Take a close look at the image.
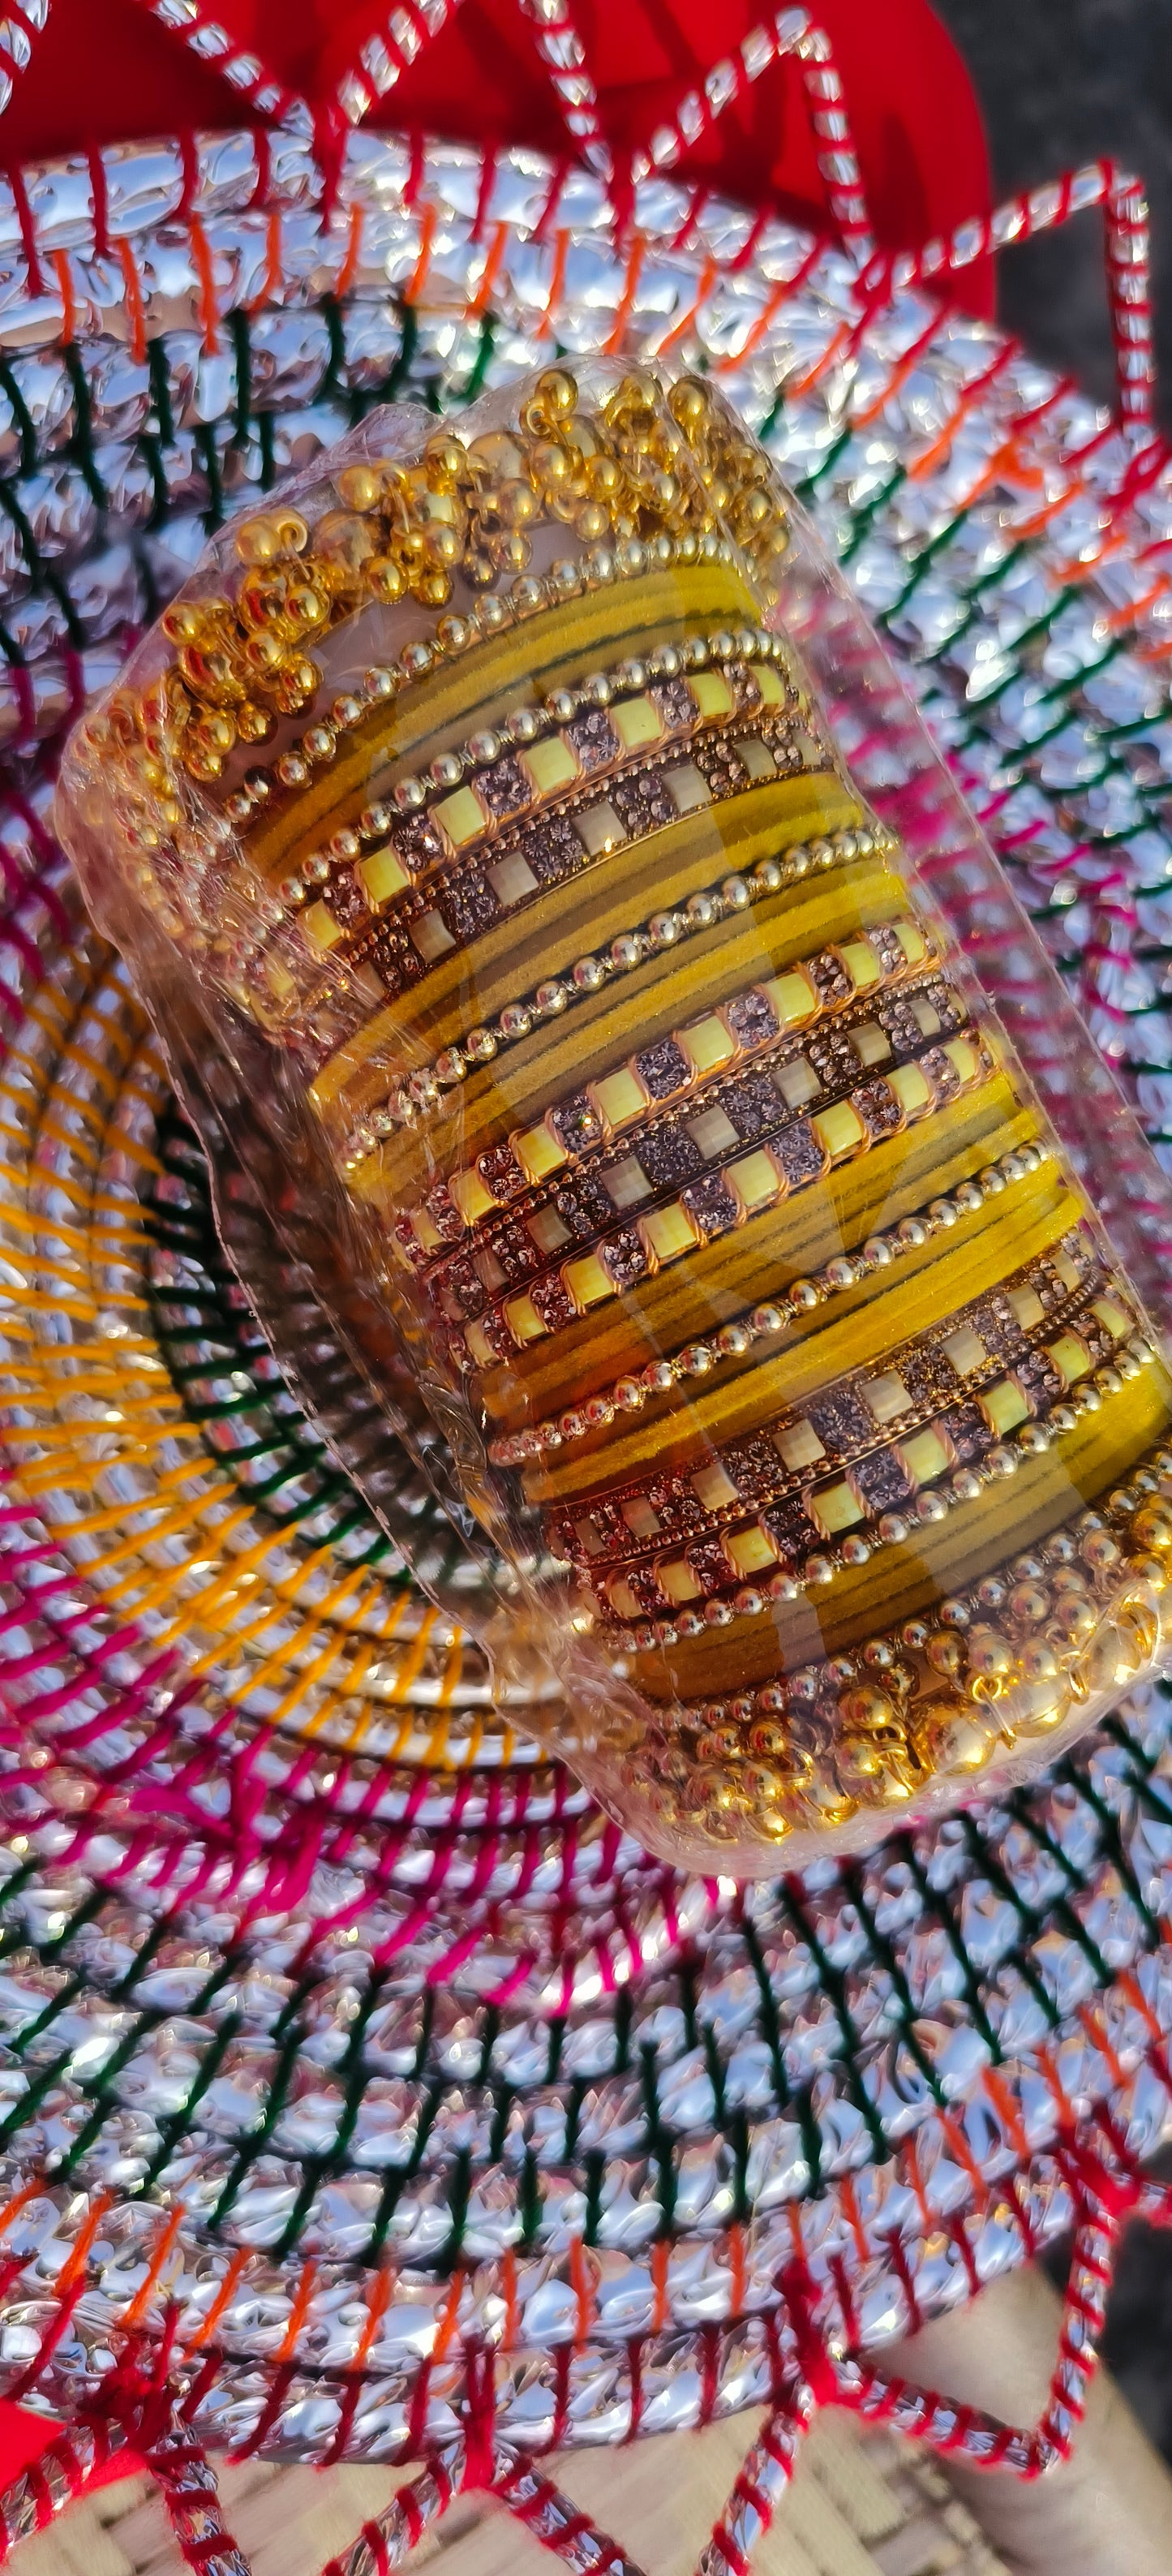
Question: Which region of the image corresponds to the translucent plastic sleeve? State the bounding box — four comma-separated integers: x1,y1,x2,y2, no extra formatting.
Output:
55,359,1172,1873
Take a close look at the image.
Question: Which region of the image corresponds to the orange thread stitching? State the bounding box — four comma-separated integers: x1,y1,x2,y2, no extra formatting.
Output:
470,219,509,317
838,2174,873,2270
1035,2045,1075,2125
0,2180,46,2243
902,342,1028,479
404,202,439,310
569,2237,595,2346
719,277,806,376
725,2220,748,2317
501,2250,521,2351
353,2264,396,2375
121,2207,185,2332
49,250,76,346
187,214,221,355
603,232,646,355
117,240,148,366
432,2272,464,2359
902,2135,937,2239
1105,578,1168,632
778,314,851,399
187,2247,251,2351
539,229,569,338
333,201,364,301
248,209,284,315
1118,1967,1164,2042
55,2194,111,2293
937,2106,989,2200
277,2262,318,2364
982,2067,1032,2164
1079,2002,1128,2092
653,256,718,358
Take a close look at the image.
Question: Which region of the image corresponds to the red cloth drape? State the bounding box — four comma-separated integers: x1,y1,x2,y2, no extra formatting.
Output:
1,0,992,298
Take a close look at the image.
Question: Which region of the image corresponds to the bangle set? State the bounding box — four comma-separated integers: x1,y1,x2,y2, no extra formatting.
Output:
62,363,1172,1869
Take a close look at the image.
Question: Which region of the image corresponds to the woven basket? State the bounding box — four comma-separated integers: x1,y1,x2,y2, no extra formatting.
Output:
0,14,1167,2576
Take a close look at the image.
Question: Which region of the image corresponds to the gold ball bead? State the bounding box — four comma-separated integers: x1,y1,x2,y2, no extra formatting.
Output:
183,737,226,785
499,480,539,527
424,525,461,568
496,530,530,572
368,556,407,603
1023,1695,1065,1733
840,1686,897,1734
196,708,235,754
467,430,527,478
236,699,275,746
1009,1580,1050,1627
839,1735,886,1781
273,655,319,715
837,1734,916,1805
285,583,329,632
423,432,467,485
535,366,577,418
316,509,377,571
343,464,390,514
1132,1502,1172,1555
801,1774,857,1828
161,600,207,644
966,1623,1015,1682
740,1763,785,1808
918,1705,1000,1775
236,570,289,631
233,515,279,563
235,510,307,564
669,377,709,425
242,630,283,679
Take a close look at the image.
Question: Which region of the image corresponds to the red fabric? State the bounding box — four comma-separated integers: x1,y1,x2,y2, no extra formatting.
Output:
0,0,993,303
0,2398,141,2490
0,0,991,2516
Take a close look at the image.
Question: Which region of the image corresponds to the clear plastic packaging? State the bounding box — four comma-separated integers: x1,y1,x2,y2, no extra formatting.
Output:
55,360,1172,1874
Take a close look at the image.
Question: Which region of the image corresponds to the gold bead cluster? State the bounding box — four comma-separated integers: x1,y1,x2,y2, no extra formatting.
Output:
91,370,788,794
637,1460,1172,1846
160,510,341,781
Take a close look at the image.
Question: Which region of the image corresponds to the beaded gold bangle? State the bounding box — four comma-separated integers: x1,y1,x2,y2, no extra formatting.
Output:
396,912,940,1254
582,1258,1132,1637
334,822,892,1159
599,1343,1158,1655
432,1026,994,1376
488,1136,1059,1467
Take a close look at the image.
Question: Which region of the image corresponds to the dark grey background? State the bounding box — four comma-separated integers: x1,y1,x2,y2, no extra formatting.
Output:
1100,2196,1172,2458
929,0,1172,2447
934,0,1172,419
